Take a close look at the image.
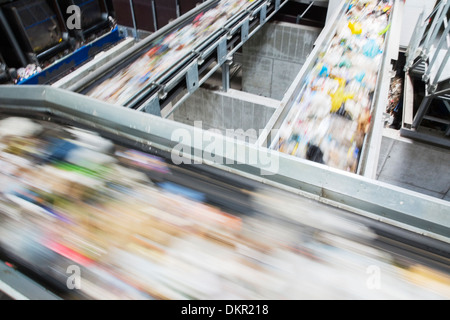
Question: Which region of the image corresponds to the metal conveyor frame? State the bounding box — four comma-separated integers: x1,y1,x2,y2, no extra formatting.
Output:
0,84,449,245
256,0,404,179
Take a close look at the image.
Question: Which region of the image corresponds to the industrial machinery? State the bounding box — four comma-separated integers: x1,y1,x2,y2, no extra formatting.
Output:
0,0,122,85
0,0,224,87
0,0,448,300
68,0,287,114
402,0,450,148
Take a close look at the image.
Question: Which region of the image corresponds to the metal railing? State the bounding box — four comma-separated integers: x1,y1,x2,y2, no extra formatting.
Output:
402,0,450,144
404,0,450,78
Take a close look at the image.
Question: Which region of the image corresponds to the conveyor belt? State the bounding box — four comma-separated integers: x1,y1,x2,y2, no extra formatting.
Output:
68,0,286,112
0,108,448,300
258,0,398,177
0,84,449,299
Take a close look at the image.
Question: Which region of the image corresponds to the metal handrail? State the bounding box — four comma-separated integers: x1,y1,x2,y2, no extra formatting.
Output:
405,0,450,74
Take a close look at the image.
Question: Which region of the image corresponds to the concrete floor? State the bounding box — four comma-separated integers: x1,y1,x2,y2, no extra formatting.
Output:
377,127,450,201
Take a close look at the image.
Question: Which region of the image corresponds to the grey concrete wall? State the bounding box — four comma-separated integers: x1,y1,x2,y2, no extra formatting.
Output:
172,88,277,144
241,22,321,100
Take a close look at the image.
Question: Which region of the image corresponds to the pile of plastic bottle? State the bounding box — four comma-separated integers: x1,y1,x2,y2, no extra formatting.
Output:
87,0,254,105
15,64,42,84
273,0,393,173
